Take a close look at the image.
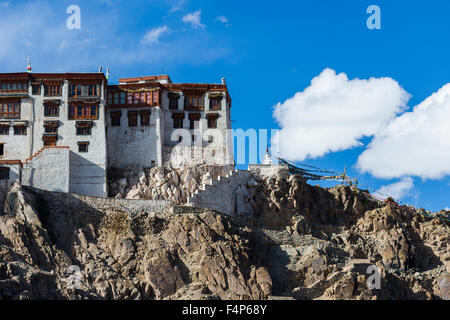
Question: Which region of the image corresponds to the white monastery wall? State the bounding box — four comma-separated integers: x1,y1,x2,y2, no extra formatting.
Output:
106,106,162,168
22,147,70,193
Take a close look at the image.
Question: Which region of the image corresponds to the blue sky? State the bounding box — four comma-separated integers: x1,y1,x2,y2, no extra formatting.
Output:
0,0,449,211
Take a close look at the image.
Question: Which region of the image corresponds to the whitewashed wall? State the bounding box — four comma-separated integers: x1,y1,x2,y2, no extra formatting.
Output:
0,96,33,161
26,80,108,197
106,107,162,168
160,90,234,168
22,147,70,193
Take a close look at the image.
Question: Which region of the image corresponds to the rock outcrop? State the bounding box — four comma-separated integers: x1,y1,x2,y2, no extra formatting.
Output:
1,170,449,300
108,165,231,205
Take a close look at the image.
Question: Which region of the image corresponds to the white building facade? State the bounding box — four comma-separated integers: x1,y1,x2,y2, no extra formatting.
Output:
0,72,234,198
0,72,108,197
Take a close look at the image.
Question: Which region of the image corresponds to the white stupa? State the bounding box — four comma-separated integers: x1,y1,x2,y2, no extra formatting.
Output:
262,147,273,165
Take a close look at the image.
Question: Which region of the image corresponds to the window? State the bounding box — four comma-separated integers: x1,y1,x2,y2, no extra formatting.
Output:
78,142,89,153
169,94,179,110
0,82,28,93
128,111,138,127
45,126,57,134
111,112,121,126
185,96,203,109
120,92,126,104
127,92,133,104
0,167,9,180
188,113,201,129
0,126,9,135
14,126,27,135
209,96,222,110
0,102,20,119
107,93,113,105
207,114,219,129
44,104,59,117
69,84,99,97
44,121,59,134
43,136,57,147
172,113,184,129
77,126,92,135
114,93,119,105
0,144,4,156
207,135,214,143
44,82,62,96
32,84,41,95
140,110,150,126
69,104,98,120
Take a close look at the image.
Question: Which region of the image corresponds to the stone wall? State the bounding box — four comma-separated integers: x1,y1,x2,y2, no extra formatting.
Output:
25,186,173,215
22,147,70,193
187,169,252,215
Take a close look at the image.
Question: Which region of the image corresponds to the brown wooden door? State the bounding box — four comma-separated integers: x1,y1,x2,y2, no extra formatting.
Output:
43,136,57,147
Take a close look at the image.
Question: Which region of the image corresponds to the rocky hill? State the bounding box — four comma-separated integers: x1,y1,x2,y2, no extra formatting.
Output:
0,171,448,300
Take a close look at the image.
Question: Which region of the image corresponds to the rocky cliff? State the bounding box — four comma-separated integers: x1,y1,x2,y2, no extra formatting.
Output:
0,171,449,300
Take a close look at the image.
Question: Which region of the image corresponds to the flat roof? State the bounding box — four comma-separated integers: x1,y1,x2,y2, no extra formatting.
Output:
118,75,172,83
0,72,106,81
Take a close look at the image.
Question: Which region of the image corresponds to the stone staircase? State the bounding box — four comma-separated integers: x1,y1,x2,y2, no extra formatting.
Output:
24,146,70,165
187,168,250,215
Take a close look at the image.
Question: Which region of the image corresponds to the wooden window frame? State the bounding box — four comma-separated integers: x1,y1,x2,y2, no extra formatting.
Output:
44,82,62,96
128,111,138,127
0,126,9,135
76,126,92,135
0,167,9,180
140,110,151,126
43,136,57,147
69,83,100,97
209,96,223,110
184,96,204,110
44,126,57,134
32,84,41,95
0,102,20,119
78,142,89,153
172,113,184,129
188,113,201,130
69,104,99,120
207,114,219,129
44,103,59,117
13,126,27,135
0,82,28,93
169,94,179,110
110,111,121,126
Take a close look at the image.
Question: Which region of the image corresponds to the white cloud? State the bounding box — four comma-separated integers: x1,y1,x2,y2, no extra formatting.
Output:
214,15,231,27
357,83,450,179
375,177,414,200
271,68,410,161
215,16,228,23
141,26,169,45
182,10,205,29
170,0,184,13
